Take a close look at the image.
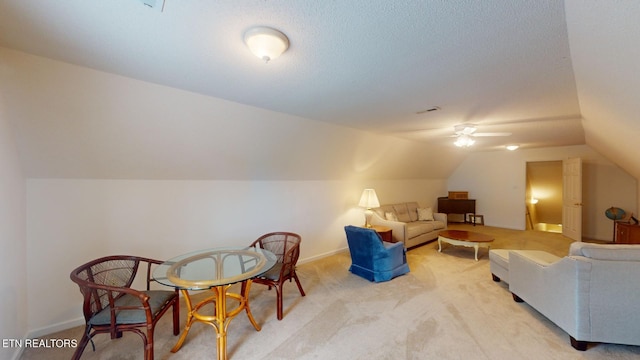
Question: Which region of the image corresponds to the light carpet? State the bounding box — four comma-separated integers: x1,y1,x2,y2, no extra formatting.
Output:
21,224,640,359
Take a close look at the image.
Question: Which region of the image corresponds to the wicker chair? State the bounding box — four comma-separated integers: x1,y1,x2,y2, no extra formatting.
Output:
69,255,180,360
249,232,305,320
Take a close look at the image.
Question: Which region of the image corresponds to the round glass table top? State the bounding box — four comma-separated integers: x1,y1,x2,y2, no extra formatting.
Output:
153,246,277,290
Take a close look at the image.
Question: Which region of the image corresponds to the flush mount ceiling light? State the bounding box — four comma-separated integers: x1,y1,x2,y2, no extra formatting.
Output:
243,26,289,63
506,145,520,151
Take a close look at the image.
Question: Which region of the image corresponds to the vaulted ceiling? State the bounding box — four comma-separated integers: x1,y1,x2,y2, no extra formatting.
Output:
1,1,639,180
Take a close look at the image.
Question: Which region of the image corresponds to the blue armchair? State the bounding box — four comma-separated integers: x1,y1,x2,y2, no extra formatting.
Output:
344,225,410,282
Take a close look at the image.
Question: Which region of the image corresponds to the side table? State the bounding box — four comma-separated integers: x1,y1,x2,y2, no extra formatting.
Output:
369,225,393,242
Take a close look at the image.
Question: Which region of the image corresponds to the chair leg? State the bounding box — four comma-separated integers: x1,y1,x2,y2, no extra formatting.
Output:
293,272,306,296
172,297,180,336
131,329,151,360
71,329,91,360
146,328,154,360
276,284,284,320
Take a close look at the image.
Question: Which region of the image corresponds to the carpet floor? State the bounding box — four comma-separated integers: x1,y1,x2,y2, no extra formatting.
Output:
21,224,640,359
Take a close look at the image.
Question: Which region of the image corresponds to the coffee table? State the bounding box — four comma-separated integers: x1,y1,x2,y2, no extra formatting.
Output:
438,230,494,261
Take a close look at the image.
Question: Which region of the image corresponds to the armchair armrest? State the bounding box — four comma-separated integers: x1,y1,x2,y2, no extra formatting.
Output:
84,282,155,327
370,212,406,243
137,257,164,290
383,241,407,263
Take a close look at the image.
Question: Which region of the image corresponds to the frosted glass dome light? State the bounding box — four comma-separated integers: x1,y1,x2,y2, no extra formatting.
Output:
244,26,289,63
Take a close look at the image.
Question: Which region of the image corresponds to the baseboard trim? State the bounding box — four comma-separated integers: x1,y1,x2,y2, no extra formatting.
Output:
298,247,348,265
27,317,84,338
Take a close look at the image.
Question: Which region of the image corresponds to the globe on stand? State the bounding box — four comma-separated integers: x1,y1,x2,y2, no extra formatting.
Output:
605,207,626,241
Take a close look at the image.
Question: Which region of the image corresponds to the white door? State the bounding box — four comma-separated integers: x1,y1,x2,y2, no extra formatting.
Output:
562,158,582,241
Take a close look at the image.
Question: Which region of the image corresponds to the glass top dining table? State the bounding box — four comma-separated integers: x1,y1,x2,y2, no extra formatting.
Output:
153,246,277,360
153,246,277,290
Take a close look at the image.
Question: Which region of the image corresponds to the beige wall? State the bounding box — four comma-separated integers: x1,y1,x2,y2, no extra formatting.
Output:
26,178,445,335
1,47,464,181
0,97,27,360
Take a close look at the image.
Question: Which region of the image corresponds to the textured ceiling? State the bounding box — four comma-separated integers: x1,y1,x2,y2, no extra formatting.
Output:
0,0,585,152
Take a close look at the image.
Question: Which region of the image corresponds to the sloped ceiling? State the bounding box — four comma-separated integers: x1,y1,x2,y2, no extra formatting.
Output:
564,0,640,180
0,1,638,180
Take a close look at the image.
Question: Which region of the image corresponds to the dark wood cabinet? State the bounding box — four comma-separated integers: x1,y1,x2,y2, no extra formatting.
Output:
614,221,640,244
437,197,476,223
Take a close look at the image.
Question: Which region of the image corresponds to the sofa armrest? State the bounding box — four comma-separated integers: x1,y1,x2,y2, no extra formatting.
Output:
370,212,407,243
433,212,447,224
508,251,589,339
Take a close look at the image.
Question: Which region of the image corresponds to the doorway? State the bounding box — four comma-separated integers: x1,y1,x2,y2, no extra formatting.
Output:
525,161,563,233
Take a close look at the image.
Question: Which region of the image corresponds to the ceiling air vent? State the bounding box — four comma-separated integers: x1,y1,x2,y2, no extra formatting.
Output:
416,106,440,115
140,0,165,11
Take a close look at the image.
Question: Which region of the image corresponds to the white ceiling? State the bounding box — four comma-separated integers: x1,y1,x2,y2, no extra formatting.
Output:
0,0,587,152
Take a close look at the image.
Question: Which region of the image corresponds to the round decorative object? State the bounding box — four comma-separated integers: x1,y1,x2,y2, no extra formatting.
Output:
605,207,626,220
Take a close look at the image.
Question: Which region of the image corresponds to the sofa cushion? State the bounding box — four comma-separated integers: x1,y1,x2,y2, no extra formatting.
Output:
89,290,175,325
385,212,398,221
405,202,419,222
489,249,510,283
393,204,411,222
374,205,395,220
407,222,434,239
417,207,434,221
510,250,561,265
431,220,446,230
489,249,510,268
569,242,640,261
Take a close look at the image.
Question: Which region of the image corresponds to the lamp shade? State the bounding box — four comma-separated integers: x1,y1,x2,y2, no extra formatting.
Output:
243,26,289,63
358,189,380,209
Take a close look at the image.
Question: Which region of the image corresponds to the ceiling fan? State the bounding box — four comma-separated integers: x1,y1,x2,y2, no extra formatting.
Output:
452,123,511,147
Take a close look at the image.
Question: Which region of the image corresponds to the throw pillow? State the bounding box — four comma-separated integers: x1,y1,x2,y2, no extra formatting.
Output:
417,207,434,221
385,212,398,221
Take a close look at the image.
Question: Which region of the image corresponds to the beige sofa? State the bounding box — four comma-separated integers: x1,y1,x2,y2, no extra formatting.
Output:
370,202,447,248
508,242,640,350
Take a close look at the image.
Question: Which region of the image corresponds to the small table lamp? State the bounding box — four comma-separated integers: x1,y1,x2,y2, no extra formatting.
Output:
359,189,380,228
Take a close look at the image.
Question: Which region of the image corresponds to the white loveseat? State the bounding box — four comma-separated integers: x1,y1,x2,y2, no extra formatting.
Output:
508,242,640,350
370,202,447,248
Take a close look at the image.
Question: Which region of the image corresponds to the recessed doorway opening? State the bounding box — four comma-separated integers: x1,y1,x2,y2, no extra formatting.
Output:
526,161,563,233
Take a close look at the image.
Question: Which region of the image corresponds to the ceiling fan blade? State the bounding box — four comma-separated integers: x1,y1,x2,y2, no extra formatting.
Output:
472,132,512,137
454,124,477,135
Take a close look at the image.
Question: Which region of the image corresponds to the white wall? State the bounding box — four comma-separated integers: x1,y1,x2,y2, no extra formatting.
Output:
26,178,445,334
0,94,27,360
447,145,637,240
1,47,464,182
